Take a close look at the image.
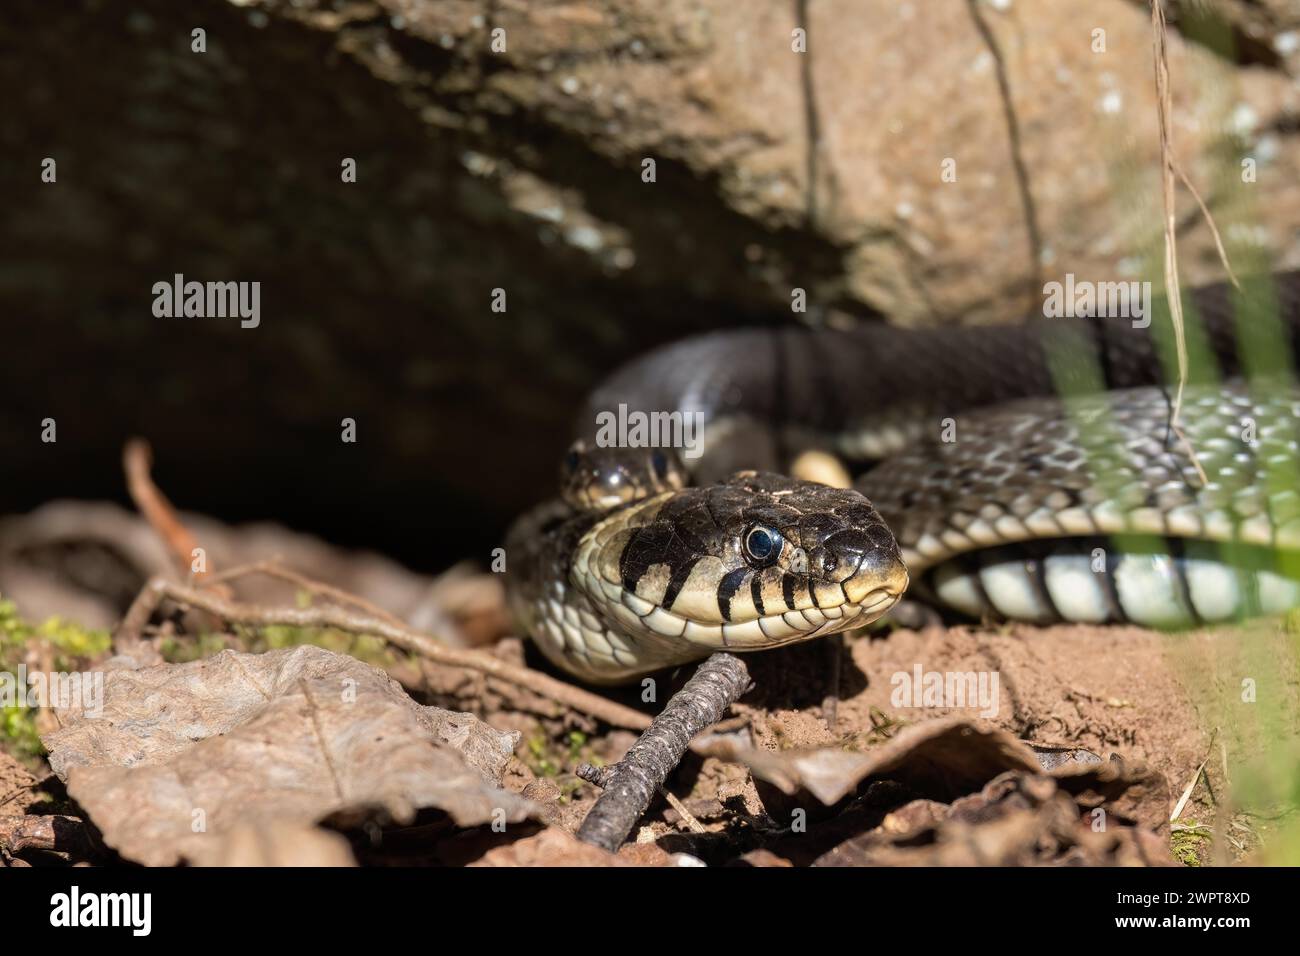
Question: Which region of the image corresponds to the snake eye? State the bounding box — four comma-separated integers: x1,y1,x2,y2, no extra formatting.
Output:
651,450,669,481
743,525,783,566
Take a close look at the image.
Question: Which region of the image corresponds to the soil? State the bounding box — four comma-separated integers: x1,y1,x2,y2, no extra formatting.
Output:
458,616,1299,866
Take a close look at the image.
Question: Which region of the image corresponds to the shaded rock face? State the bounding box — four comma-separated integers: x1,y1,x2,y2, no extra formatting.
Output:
2,0,1297,568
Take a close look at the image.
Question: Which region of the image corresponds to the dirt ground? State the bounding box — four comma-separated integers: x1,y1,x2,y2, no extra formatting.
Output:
417,614,1300,866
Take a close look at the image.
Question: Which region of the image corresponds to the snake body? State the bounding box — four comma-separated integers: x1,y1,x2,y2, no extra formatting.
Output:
508,272,1300,683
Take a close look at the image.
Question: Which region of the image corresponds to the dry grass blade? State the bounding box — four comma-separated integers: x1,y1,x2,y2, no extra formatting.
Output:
1170,727,1218,822
663,790,707,834
1152,1,1188,429
1149,0,1239,487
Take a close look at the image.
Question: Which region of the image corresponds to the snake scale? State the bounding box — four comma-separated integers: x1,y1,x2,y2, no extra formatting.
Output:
507,272,1300,684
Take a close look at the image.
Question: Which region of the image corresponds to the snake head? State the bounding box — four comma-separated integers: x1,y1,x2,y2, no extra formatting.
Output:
572,471,909,653
559,439,687,511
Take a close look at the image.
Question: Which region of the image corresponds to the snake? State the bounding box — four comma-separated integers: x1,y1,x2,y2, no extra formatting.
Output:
506,272,1300,684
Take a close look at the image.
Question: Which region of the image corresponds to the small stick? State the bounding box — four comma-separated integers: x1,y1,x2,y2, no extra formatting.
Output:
663,791,707,834
576,764,616,789
123,439,211,581
576,766,706,832
576,652,752,852
114,576,657,733
203,559,409,629
113,576,168,658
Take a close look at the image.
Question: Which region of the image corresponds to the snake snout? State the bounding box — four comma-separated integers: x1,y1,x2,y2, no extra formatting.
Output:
843,556,909,605
838,540,910,610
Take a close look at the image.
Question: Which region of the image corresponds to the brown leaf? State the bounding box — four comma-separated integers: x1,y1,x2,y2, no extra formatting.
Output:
42,645,535,866
704,717,1042,805
1051,756,1171,833
816,766,1175,867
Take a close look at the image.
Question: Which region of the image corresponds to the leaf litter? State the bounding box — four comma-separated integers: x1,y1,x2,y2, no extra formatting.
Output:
39,645,536,866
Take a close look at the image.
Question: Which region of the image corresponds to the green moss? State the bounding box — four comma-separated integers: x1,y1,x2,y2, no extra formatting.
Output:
242,624,392,665
0,596,111,759
1171,823,1211,867
159,624,394,667
0,597,111,662
524,734,562,778
1,704,44,759
522,729,598,791
158,631,232,663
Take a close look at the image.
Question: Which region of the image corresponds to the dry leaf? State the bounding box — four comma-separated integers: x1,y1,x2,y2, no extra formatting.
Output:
704,717,1042,805
816,766,1175,867
42,645,534,866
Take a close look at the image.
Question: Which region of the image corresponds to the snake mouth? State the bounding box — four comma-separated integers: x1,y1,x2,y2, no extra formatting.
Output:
691,555,909,649
580,556,908,653
853,585,905,617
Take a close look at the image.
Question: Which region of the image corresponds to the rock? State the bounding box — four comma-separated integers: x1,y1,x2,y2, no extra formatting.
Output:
3,0,1295,551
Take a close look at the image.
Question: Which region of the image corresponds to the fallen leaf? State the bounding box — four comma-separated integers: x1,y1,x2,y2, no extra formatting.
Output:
1051,755,1170,832
703,717,1042,805
42,645,535,866
817,766,1175,867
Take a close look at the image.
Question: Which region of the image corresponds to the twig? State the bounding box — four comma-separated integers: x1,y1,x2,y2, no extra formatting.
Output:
577,764,616,789
575,767,709,834
123,439,210,580
576,652,753,852
114,576,657,733
663,791,707,834
113,576,168,658
204,559,409,630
